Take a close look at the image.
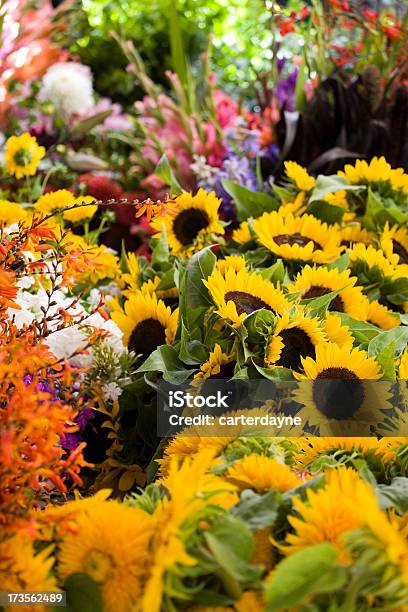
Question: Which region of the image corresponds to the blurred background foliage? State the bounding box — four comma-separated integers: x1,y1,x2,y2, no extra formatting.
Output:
68,0,296,103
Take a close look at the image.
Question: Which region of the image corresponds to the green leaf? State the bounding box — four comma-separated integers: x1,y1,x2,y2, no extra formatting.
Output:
71,110,112,135
64,573,103,612
179,322,208,365
258,259,285,284
300,287,344,319
309,175,364,203
168,0,188,89
252,362,295,382
364,188,408,231
376,477,408,514
374,340,396,380
205,515,262,584
222,179,278,221
233,489,281,530
368,327,408,360
337,314,381,346
151,227,170,267
265,543,345,610
178,247,216,336
155,154,183,194
306,200,346,224
136,345,190,384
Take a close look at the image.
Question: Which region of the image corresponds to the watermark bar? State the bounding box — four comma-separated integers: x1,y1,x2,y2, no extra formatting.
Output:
0,592,66,606
157,379,408,437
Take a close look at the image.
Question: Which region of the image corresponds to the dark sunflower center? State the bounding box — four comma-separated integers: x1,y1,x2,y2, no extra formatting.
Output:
392,240,408,265
13,148,32,167
302,285,344,313
128,318,166,358
211,360,236,380
277,327,315,371
225,291,275,316
273,233,322,251
172,208,210,246
312,367,365,419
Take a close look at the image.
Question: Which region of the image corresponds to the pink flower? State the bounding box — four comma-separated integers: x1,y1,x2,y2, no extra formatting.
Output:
214,90,238,129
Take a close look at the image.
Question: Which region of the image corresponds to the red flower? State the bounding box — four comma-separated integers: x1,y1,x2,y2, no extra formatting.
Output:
79,174,123,202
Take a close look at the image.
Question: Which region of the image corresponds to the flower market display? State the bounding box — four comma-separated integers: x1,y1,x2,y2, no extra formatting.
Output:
1,1,408,611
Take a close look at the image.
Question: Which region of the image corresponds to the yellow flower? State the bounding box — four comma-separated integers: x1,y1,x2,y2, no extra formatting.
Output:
340,223,374,246
339,156,394,185
226,454,302,492
0,200,28,225
294,437,386,468
234,591,266,611
157,434,233,477
253,211,343,264
366,299,400,330
204,267,290,328
284,161,315,192
143,450,237,612
151,189,224,256
265,311,325,372
76,245,120,285
399,350,408,379
323,190,349,208
5,132,45,178
348,242,403,279
111,291,178,358
282,466,380,563
63,195,98,224
232,220,253,245
323,312,354,346
288,264,368,320
380,223,408,266
215,255,247,276
35,189,75,216
194,343,236,380
279,191,307,215
293,343,389,436
0,536,57,612
120,251,141,290
58,500,154,612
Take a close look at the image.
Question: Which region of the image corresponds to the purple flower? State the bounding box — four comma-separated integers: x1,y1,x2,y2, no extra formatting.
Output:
76,408,95,430
276,69,298,112
60,432,80,451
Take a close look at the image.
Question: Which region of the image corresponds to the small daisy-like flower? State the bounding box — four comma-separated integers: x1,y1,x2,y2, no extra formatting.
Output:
5,132,45,179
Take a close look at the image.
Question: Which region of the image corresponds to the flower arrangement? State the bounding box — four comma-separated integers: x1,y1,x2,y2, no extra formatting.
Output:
1,127,407,610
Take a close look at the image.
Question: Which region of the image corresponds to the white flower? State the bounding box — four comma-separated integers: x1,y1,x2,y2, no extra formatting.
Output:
45,326,88,361
17,276,35,290
101,382,122,402
39,62,94,119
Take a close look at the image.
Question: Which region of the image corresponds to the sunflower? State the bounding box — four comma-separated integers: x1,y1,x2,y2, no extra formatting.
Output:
35,189,75,216
253,211,343,264
0,200,28,226
323,313,354,346
366,300,400,330
294,437,385,468
204,267,290,327
226,454,303,492
323,190,349,209
151,189,224,256
293,343,389,436
58,500,154,612
348,243,402,279
138,276,179,306
265,311,325,372
281,466,380,563
121,251,141,290
111,292,178,358
63,195,98,224
4,132,45,179
339,156,394,185
215,255,247,276
399,350,408,379
194,344,236,380
340,223,374,247
288,265,368,320
380,224,408,266
157,434,233,477
232,220,253,245
0,536,57,611
284,161,315,192
278,191,307,216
